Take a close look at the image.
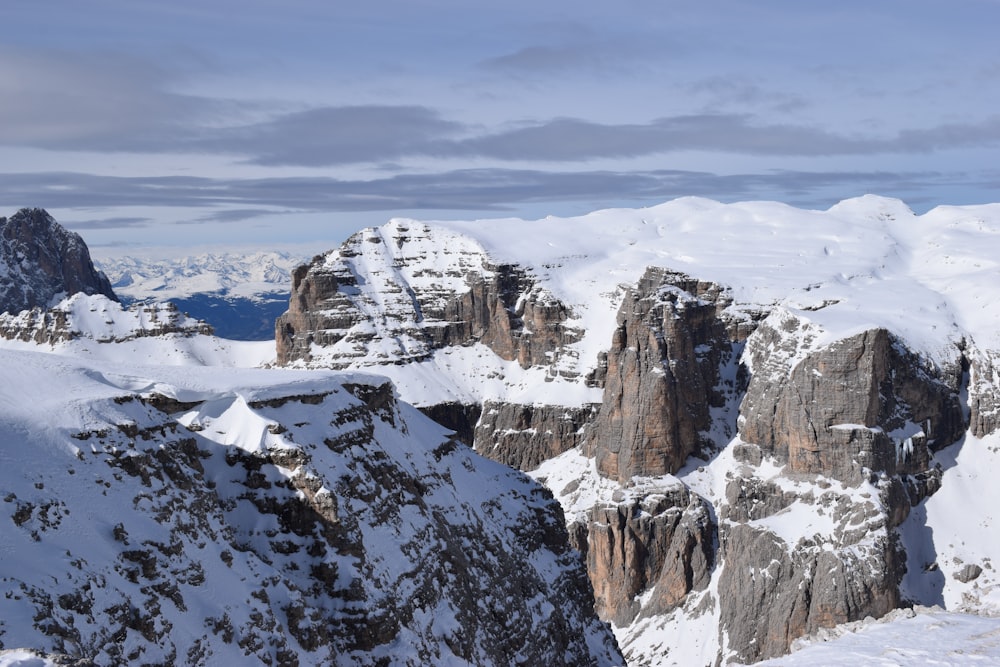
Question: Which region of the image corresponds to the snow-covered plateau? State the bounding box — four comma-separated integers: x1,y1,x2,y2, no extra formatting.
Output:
4,196,1000,665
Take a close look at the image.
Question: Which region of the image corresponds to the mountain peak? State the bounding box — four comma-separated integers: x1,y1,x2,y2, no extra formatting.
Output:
0,208,117,314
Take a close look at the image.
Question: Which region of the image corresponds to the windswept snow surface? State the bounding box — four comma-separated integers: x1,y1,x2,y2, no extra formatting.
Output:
752,608,1000,666
900,433,1000,612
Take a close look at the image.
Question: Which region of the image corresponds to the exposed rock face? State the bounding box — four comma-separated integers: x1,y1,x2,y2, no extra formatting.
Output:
568,483,715,627
0,208,117,314
1,366,623,666
967,346,1000,437
416,402,482,446
584,267,747,482
739,311,967,481
275,221,580,370
473,401,598,470
268,210,995,665
440,265,581,371
718,521,902,664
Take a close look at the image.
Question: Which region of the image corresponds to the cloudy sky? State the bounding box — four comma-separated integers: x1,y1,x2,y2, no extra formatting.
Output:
2,0,999,250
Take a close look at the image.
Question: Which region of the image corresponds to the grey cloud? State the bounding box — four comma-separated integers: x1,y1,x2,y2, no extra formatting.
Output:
0,47,223,151
450,115,886,160
204,111,1000,167
3,45,998,166
215,106,464,166
480,44,615,75
64,216,153,230
192,208,294,224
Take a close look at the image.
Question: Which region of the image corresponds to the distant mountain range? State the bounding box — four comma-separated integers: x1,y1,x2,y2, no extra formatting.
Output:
94,251,306,340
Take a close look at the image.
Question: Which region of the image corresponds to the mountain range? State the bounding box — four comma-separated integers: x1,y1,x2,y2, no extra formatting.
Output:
3,199,1000,666
93,251,304,341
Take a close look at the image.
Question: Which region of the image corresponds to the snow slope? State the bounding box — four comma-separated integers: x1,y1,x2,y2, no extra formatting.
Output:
753,607,1000,666
0,337,620,665
0,293,274,367
7,195,1000,665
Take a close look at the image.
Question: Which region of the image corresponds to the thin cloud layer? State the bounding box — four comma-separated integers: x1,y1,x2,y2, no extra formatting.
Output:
0,168,956,224
1,1,998,246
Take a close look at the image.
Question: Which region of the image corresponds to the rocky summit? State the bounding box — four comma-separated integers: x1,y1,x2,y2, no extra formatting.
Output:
274,196,1000,665
0,208,117,315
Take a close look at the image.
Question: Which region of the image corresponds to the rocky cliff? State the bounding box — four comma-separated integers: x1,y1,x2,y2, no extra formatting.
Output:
0,212,624,666
275,221,579,371
584,267,749,483
0,353,623,666
273,196,1000,665
0,209,117,314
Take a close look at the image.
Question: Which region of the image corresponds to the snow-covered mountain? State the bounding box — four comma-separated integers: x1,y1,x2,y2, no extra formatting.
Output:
94,251,305,340
95,251,301,301
7,199,1000,666
275,195,1000,665
0,213,623,665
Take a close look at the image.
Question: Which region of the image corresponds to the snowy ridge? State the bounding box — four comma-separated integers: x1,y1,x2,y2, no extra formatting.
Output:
298,195,997,413
0,294,273,367
425,195,977,364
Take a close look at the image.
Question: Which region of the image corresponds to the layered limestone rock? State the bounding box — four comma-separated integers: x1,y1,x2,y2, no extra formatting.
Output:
2,370,623,666
567,483,715,627
584,267,749,483
739,310,967,481
718,521,902,664
716,468,906,664
0,208,117,314
966,346,1000,437
275,221,580,370
270,213,988,665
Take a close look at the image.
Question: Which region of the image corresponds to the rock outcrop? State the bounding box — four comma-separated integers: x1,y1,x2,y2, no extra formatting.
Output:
275,221,580,370
568,483,715,627
0,294,213,345
718,520,902,664
473,401,598,470
584,267,748,483
966,346,1000,437
0,208,117,314
739,311,967,481
268,201,1000,665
